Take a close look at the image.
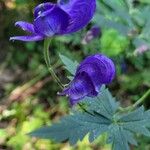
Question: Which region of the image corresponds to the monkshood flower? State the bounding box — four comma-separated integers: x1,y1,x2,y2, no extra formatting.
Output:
82,26,101,45
61,54,115,105
10,0,96,42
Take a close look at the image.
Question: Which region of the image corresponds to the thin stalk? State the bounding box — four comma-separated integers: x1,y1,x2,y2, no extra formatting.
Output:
119,88,150,112
44,39,93,115
44,38,64,89
132,88,150,109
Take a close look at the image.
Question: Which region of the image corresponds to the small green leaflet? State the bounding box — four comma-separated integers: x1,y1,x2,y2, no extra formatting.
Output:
29,86,150,150
59,54,78,75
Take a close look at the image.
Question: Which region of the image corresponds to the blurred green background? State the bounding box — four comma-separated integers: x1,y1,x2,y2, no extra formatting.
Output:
0,0,150,149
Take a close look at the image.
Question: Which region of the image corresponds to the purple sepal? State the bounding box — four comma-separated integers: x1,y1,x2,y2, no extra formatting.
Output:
61,54,115,105
34,5,70,37
15,21,35,33
10,0,96,41
61,71,98,105
59,0,96,33
10,35,44,42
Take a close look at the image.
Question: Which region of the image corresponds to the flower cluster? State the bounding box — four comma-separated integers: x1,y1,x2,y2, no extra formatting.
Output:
10,0,96,41
10,0,116,106
61,54,115,105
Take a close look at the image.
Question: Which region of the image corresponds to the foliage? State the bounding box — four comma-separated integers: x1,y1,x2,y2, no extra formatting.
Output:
1,0,150,150
94,0,150,55
29,55,150,150
29,85,150,150
100,29,129,56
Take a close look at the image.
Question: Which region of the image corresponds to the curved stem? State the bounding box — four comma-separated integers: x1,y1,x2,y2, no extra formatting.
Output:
132,88,150,109
44,39,93,115
119,88,150,112
44,38,64,89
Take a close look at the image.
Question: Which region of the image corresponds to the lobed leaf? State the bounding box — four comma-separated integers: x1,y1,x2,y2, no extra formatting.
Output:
84,86,119,119
29,112,111,145
29,87,150,150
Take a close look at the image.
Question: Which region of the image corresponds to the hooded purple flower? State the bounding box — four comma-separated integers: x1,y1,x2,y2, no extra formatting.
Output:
10,0,96,42
61,54,115,105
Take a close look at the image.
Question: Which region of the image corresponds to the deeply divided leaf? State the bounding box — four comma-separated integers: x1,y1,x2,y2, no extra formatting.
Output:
29,87,150,150
29,112,111,145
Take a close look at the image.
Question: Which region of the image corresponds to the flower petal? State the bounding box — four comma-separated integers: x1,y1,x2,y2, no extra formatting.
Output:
59,0,96,33
62,72,98,105
10,35,44,42
34,2,55,19
77,54,115,86
94,54,116,83
76,63,103,92
61,54,115,105
34,4,70,36
15,21,35,33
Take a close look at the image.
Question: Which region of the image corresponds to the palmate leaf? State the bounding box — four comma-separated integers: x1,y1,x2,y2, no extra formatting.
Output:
29,86,150,150
108,106,150,150
29,112,111,145
29,86,117,145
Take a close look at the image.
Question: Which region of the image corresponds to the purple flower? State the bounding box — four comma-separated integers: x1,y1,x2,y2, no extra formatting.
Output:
10,0,96,42
61,54,115,105
82,26,101,45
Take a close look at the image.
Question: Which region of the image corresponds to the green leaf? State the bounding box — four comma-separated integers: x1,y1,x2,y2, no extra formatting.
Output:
103,0,134,27
102,0,128,11
108,125,136,150
108,106,150,150
29,87,116,144
59,54,78,75
119,106,150,137
83,86,119,119
29,112,111,145
97,0,135,28
93,14,129,35
29,87,150,149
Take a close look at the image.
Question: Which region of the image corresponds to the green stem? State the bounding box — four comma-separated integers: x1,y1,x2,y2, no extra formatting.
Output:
132,88,150,109
44,39,93,115
44,38,64,89
119,88,150,112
